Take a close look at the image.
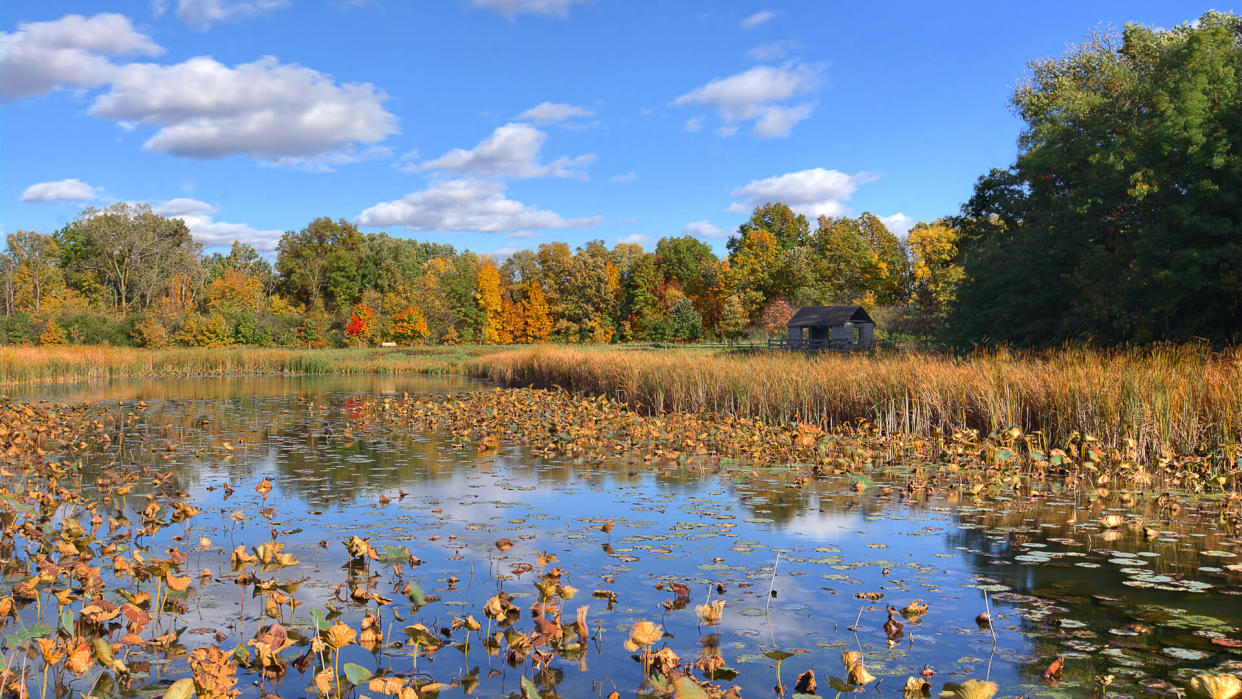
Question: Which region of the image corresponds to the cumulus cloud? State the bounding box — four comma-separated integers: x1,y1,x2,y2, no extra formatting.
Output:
683,116,704,133
682,220,728,238
470,0,588,18
0,13,163,99
356,178,601,232
729,168,877,218
154,197,283,249
673,62,820,138
610,171,637,183
20,178,100,202
89,55,397,163
880,212,915,238
175,0,291,30
617,233,651,246
747,39,798,61
416,123,593,178
739,10,776,29
515,101,595,125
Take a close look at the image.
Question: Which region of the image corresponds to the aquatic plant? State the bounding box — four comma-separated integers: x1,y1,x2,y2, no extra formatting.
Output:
472,344,1242,464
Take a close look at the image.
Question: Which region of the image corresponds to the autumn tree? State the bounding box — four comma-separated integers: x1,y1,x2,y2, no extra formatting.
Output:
906,220,964,335
475,259,505,344
391,306,429,346
6,231,60,313
522,282,553,342
344,303,375,347
727,227,780,320
205,268,264,315
760,299,794,337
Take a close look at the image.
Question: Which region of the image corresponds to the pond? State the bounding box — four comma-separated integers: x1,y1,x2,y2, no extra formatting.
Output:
4,375,1241,698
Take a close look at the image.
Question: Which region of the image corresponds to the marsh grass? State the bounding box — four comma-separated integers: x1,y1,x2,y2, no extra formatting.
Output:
471,345,1242,461
0,345,493,385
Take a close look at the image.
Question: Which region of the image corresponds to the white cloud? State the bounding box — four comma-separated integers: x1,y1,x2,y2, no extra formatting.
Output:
505,231,537,239
175,0,291,30
617,233,651,246
683,116,704,133
154,197,282,249
682,220,728,238
356,178,601,232
89,56,397,164
21,178,100,202
470,0,587,18
753,103,814,138
729,168,877,218
880,212,915,238
0,13,163,99
610,171,637,183
739,10,776,29
416,122,593,178
514,101,595,125
153,197,217,216
747,40,798,61
673,62,820,138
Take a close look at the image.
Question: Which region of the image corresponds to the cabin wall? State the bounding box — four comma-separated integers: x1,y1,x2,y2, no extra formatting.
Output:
830,324,854,342
858,323,874,346
787,327,803,342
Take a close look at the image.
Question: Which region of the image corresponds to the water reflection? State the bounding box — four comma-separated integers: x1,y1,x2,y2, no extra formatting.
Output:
17,376,1242,698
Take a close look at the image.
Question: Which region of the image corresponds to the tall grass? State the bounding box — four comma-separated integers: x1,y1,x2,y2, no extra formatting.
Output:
471,345,1242,460
0,345,490,385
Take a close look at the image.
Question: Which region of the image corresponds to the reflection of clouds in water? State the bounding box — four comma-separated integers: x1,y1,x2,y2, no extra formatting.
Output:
785,510,859,541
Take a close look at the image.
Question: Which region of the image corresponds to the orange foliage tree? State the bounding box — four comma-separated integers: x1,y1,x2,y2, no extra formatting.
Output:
392,306,429,346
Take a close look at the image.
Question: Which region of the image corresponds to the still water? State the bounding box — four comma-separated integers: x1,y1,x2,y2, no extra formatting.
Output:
13,375,1242,697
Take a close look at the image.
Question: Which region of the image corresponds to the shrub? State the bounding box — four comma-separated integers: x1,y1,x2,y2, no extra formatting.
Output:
175,313,233,347
132,315,170,348
39,320,67,346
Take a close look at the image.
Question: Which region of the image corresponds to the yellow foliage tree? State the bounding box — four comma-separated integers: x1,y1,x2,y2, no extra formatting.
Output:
476,260,504,345
907,220,964,314
522,282,553,343
206,269,263,315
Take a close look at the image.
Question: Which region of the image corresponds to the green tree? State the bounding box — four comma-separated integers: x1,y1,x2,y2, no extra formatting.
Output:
666,298,703,342
276,217,363,311
718,295,749,342
729,202,810,254
951,12,1242,346
58,203,200,312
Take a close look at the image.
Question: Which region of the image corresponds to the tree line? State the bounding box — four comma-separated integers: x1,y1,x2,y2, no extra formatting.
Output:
3,12,1237,349
0,201,960,348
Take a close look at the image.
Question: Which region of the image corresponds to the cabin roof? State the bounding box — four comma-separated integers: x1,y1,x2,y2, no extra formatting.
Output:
787,305,874,328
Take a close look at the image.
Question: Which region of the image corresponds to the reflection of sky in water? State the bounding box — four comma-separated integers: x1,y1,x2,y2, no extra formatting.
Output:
24,375,1242,698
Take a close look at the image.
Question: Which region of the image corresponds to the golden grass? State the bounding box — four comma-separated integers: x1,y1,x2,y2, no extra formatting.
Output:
471,345,1242,461
0,345,494,385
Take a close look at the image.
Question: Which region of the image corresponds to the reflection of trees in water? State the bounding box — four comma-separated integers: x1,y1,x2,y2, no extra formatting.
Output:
22,375,479,403
944,495,1241,688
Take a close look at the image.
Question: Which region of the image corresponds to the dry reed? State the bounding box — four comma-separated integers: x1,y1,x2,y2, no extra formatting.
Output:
471,345,1242,461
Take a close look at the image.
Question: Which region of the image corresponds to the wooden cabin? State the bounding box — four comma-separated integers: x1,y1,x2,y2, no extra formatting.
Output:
780,305,875,350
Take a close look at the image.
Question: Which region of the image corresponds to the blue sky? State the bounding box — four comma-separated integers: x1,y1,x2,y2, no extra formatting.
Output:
0,0,1216,257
